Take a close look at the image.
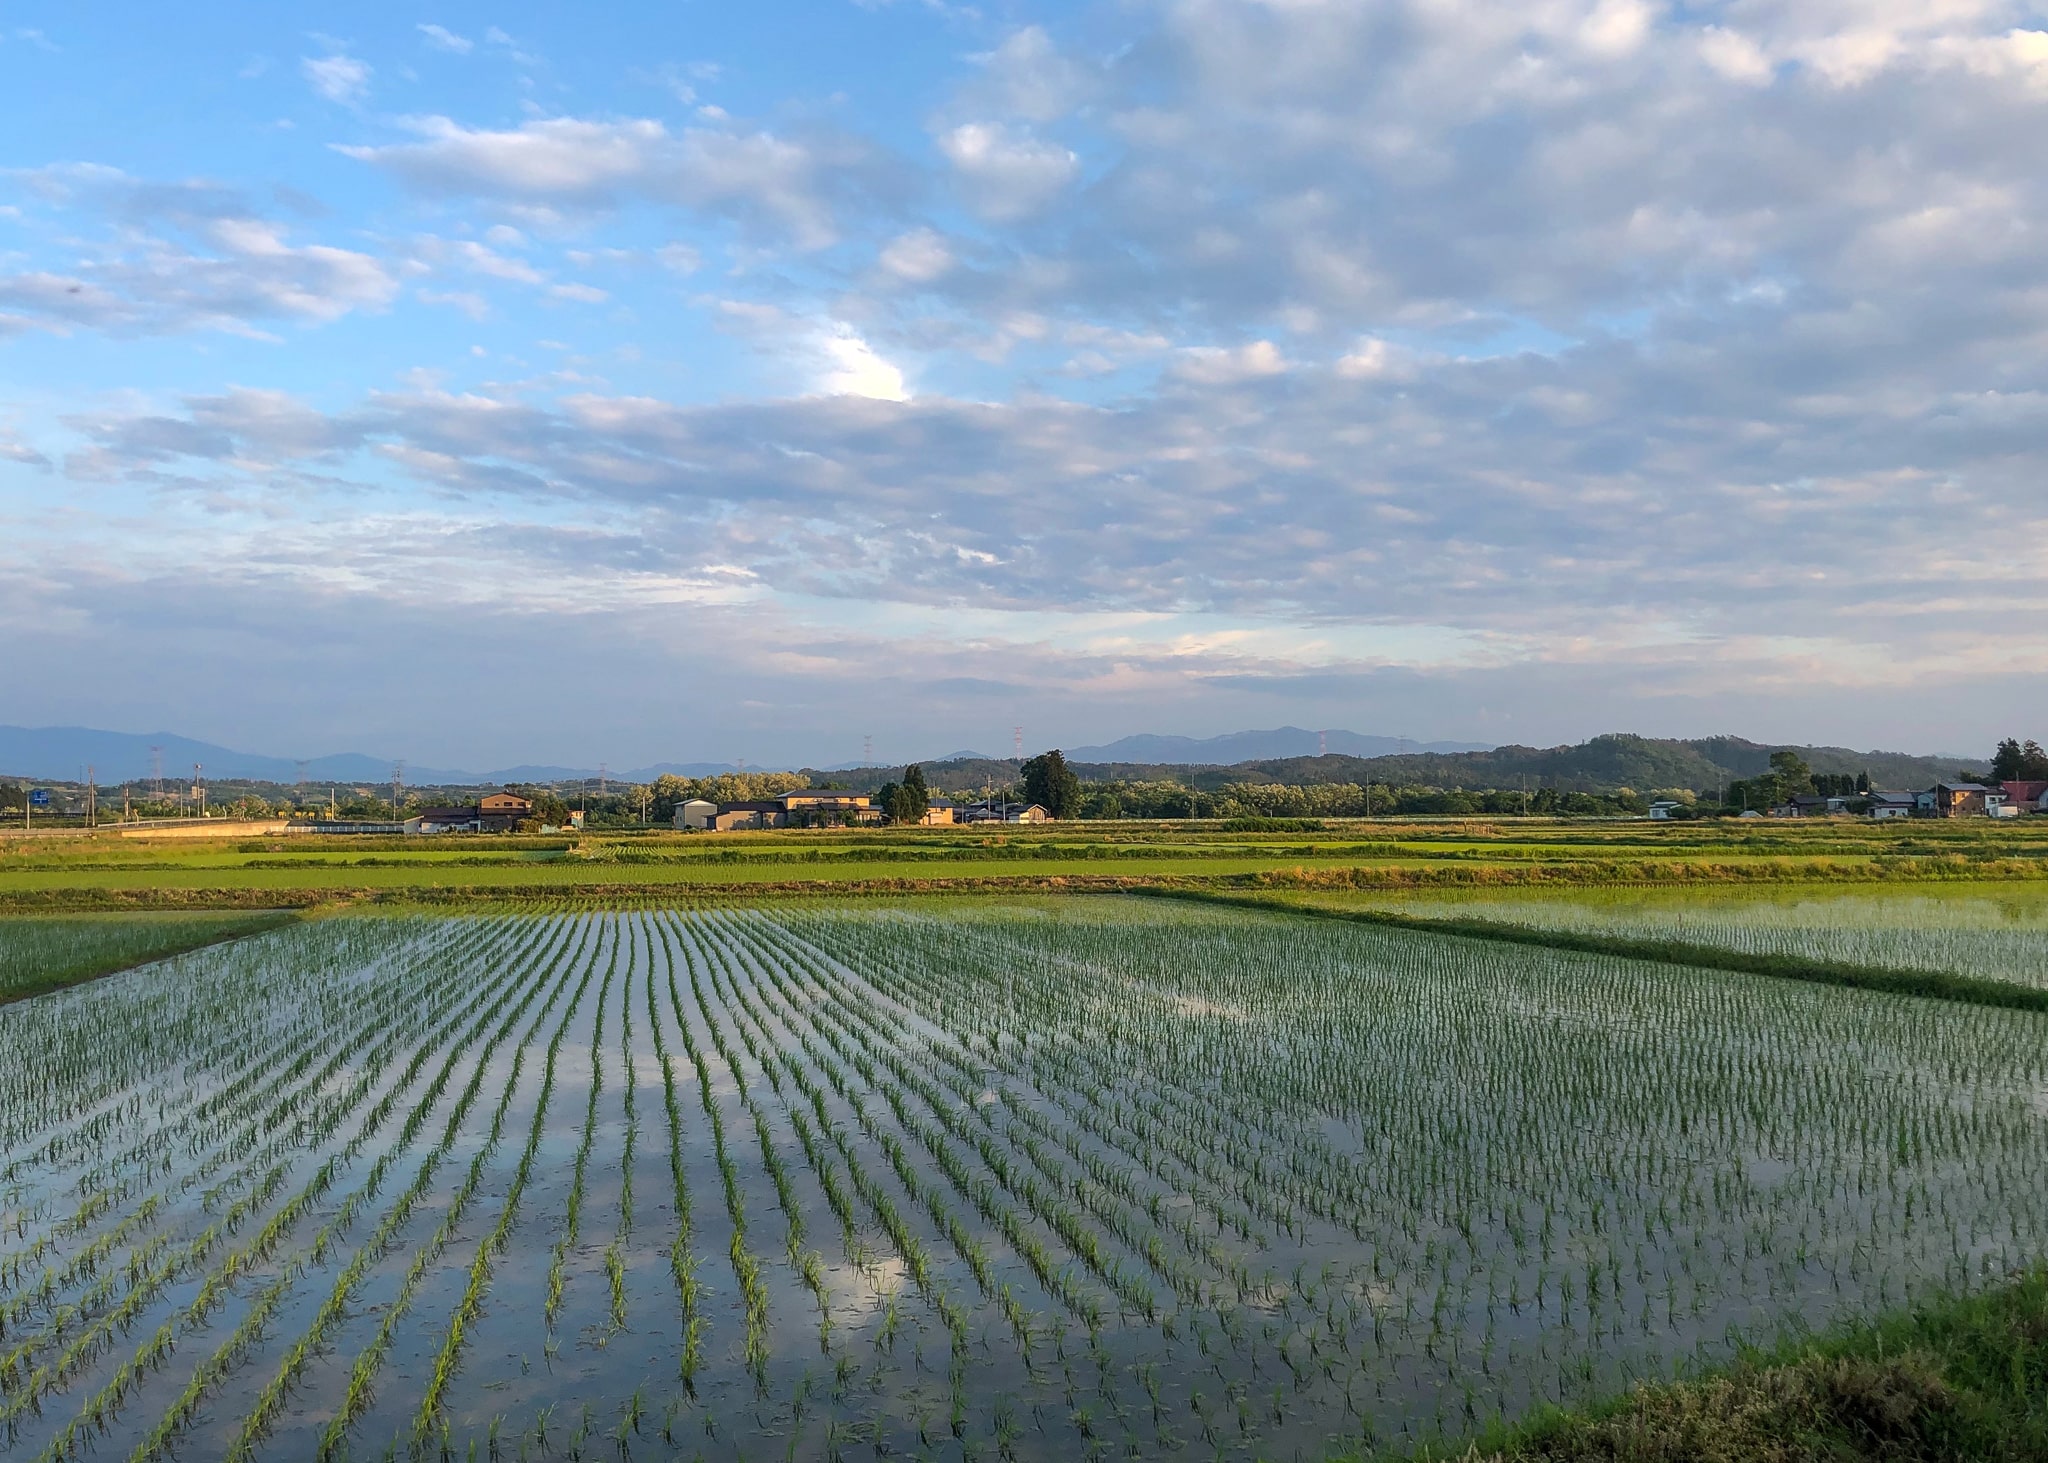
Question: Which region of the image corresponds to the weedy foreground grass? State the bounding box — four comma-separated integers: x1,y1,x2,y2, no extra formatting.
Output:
1376,1268,2048,1463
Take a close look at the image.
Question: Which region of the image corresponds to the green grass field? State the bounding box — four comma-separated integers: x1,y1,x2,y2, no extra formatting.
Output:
1,817,2043,906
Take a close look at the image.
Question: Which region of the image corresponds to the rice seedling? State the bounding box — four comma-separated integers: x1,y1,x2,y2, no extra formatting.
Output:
4,897,2047,1460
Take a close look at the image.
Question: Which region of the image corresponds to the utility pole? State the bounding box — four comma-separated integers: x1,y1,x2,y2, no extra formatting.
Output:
122,783,130,823
193,764,205,818
391,763,404,820
86,765,95,827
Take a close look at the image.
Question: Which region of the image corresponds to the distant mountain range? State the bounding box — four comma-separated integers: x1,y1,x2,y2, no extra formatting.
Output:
0,724,1983,795
0,726,739,787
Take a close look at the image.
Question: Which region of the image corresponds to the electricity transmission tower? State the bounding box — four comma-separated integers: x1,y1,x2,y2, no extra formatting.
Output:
1013,726,1023,759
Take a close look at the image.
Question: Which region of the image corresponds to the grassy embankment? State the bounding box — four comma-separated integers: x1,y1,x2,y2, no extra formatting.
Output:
0,817,2043,908
1368,1269,2048,1463
0,909,299,1002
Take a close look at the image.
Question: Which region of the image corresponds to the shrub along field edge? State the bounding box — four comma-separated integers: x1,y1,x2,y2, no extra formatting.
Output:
1140,887,2048,1015
1359,1268,2048,1463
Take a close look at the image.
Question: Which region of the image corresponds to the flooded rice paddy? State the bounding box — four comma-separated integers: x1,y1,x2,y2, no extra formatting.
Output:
1308,882,2048,988
4,899,2048,1461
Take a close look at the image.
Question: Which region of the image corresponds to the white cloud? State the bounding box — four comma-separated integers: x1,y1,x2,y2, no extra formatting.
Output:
936,122,1079,221
878,227,953,282
656,243,701,274
418,23,473,54
1334,337,1419,380
0,170,396,335
417,288,491,320
1697,26,1774,85
301,53,371,104
1173,339,1288,384
340,114,864,248
966,26,1095,122
818,325,909,400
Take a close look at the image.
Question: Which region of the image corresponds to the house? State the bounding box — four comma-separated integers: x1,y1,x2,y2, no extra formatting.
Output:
477,791,532,831
711,800,786,831
1867,791,1915,820
673,798,717,830
2001,781,2048,814
1784,793,1854,817
1646,799,1684,820
1926,781,1994,817
958,799,1052,823
776,790,880,826
415,805,481,833
920,800,956,826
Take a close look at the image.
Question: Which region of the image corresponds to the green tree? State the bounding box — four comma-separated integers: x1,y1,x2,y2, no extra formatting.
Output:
1020,750,1082,819
1766,750,1813,805
512,786,572,827
898,763,930,823
1992,738,2048,781
875,780,900,822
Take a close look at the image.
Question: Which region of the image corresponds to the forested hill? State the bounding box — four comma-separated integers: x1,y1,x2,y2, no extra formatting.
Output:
1098,733,1970,794
822,734,1974,797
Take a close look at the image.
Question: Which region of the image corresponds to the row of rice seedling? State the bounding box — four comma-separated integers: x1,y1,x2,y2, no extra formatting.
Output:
766,899,2048,1450
0,913,294,1003
8,899,2048,1460
0,919,535,1444
227,914,597,1462
13,916,568,1461
1323,885,2048,988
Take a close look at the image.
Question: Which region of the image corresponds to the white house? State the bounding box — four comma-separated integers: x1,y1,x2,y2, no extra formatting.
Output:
1647,799,1684,820
672,798,717,830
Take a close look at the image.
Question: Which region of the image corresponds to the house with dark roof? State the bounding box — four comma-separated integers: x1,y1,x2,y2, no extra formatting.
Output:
2001,780,2048,814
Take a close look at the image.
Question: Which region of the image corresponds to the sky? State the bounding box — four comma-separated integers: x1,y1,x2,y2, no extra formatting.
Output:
2,0,2044,769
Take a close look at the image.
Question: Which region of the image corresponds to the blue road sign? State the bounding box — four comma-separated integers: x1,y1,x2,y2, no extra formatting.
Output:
28,789,50,807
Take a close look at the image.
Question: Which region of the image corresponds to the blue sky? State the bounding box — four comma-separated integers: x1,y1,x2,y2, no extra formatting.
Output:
4,0,2045,769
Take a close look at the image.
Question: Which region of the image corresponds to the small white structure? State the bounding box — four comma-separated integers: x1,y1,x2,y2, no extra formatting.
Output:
673,798,717,830
1647,799,1684,820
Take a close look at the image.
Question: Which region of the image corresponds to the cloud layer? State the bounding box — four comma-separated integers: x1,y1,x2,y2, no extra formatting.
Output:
4,0,2048,756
